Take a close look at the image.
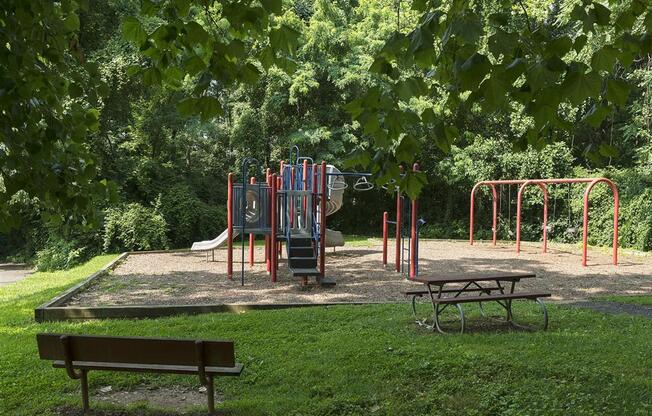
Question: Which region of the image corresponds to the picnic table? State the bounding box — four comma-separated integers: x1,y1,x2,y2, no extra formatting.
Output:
405,272,551,334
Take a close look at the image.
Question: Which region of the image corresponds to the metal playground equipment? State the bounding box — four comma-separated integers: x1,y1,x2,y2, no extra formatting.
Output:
469,178,619,266
191,146,422,286
381,164,426,278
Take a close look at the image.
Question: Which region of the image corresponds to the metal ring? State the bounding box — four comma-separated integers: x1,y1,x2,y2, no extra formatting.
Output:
353,177,374,191
509,298,548,331
434,303,465,334
327,179,348,191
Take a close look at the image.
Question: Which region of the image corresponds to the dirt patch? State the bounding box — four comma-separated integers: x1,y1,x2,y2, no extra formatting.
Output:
55,384,217,415
64,240,652,307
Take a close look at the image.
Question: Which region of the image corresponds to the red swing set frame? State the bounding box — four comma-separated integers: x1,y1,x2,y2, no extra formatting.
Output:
469,178,619,267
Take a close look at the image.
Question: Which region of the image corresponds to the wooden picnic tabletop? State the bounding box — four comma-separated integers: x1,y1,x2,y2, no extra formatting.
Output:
411,272,536,285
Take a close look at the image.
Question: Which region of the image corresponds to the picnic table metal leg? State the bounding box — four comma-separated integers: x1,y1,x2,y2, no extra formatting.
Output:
509,298,549,331
434,303,465,334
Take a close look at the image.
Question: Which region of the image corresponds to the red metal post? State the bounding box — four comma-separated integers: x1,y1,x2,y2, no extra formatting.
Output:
290,166,295,227
409,163,419,278
382,211,388,266
265,168,271,273
249,177,255,267
320,161,327,277
582,179,619,266
277,176,283,264
491,184,498,245
270,174,277,282
227,173,233,279
302,159,308,217
540,183,549,254
395,189,402,273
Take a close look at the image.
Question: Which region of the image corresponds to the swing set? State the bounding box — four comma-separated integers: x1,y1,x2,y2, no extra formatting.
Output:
469,178,619,266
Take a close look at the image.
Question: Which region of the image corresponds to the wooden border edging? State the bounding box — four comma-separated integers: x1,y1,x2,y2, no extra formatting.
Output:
36,301,393,322
35,253,129,322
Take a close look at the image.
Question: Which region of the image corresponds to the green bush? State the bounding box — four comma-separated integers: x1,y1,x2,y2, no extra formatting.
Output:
103,203,169,252
35,238,87,271
157,184,226,248
619,189,652,251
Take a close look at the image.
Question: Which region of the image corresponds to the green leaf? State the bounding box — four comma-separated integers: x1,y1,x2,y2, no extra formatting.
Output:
573,35,587,52
183,56,206,76
457,53,491,90
479,76,507,111
598,144,619,158
122,17,147,45
582,104,610,127
489,28,518,58
197,97,221,121
606,79,630,107
270,24,301,54
261,0,283,14
369,57,396,78
591,2,611,26
185,22,209,45
142,67,162,86
560,65,602,105
591,46,619,72
526,61,556,92
395,136,419,164
420,108,436,124
455,15,483,44
63,13,80,32
404,170,427,200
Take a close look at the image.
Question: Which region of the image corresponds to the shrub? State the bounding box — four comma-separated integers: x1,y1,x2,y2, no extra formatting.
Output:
157,184,225,248
35,238,87,271
619,189,652,251
103,203,169,252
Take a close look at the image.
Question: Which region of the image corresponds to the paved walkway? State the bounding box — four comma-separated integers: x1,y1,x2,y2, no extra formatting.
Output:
0,264,33,286
569,301,652,319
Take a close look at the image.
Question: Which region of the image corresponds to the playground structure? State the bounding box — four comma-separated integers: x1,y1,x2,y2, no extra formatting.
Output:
191,146,422,286
469,178,619,266
381,180,426,278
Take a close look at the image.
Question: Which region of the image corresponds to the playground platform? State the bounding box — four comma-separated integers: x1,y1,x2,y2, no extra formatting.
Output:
60,240,651,309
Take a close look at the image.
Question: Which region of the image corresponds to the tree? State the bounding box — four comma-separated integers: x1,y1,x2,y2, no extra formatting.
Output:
0,0,112,231
347,0,652,197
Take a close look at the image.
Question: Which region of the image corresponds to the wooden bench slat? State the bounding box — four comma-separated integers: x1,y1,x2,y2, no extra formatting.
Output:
432,292,551,304
52,360,243,376
404,287,504,296
37,333,235,367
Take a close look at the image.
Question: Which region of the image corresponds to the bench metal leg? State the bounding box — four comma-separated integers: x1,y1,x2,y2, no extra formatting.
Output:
80,369,90,413
207,375,215,414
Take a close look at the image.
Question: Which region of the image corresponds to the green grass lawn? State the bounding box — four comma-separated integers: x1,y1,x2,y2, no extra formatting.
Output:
1,256,652,415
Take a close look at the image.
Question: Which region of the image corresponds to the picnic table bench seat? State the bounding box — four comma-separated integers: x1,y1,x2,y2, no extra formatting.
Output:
37,333,243,415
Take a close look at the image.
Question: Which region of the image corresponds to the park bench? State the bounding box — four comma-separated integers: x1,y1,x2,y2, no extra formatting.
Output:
407,273,551,333
36,333,243,414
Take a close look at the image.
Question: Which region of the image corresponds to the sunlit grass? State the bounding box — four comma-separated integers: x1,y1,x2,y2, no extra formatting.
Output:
1,255,651,415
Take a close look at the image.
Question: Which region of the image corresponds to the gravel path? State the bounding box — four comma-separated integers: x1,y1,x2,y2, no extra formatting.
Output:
567,301,652,318
65,240,652,307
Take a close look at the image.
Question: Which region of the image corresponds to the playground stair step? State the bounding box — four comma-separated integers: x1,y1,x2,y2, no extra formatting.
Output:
289,267,321,277
289,247,314,257
289,256,317,269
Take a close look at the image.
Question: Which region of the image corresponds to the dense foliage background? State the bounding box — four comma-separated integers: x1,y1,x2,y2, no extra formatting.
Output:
1,0,651,270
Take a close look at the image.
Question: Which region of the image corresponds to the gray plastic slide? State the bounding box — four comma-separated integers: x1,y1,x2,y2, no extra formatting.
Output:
191,229,240,251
